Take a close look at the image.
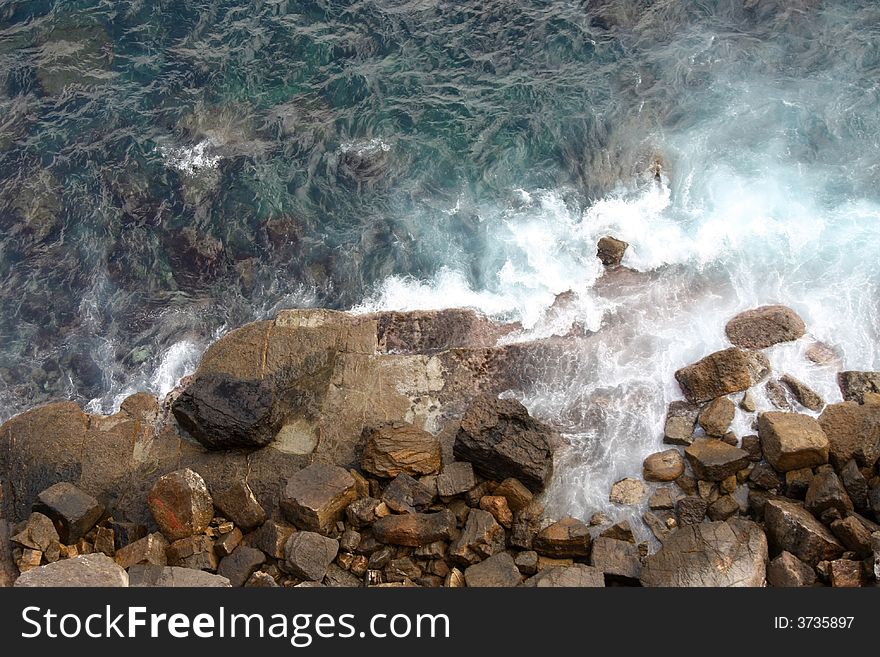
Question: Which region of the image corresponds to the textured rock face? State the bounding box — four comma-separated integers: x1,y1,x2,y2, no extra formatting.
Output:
597,236,628,267
837,371,880,404
664,400,699,445
590,537,641,581
525,565,605,587
674,348,771,404
280,463,358,534
766,551,817,587
361,422,442,478
371,511,457,547
453,394,555,493
818,401,880,469
148,468,214,542
643,449,685,482
213,481,267,531
758,412,830,472
532,518,592,558
371,309,515,355
14,553,128,587
698,397,736,436
463,552,522,587
640,519,768,587
725,305,806,349
763,499,843,565
128,565,230,587
284,531,339,582
33,482,104,544
684,439,750,481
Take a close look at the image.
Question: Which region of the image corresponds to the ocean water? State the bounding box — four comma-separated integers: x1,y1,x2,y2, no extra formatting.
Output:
1,1,879,527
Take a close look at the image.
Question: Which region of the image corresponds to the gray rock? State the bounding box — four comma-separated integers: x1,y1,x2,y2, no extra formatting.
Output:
524,565,605,587
284,531,339,582
129,564,231,587
15,553,128,587
641,519,768,587
218,546,266,587
664,401,699,446
33,482,104,544
765,380,792,410
464,552,522,587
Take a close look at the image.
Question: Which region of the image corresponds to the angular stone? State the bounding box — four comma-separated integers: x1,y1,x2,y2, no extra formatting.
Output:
110,521,147,550
839,460,868,509
246,520,295,559
17,549,42,573
525,565,605,587
129,565,231,587
837,371,880,404
641,519,767,587
764,499,844,565
11,513,59,552
436,462,476,497
699,397,736,436
532,517,591,558
818,402,880,469
166,534,215,566
218,546,266,587
94,526,115,557
643,449,685,482
345,497,381,529
147,468,214,542
449,509,505,565
765,379,791,410
767,551,817,587
749,463,783,490
609,478,646,505
464,480,495,507
784,468,813,499
491,478,533,512
372,510,457,547
597,235,628,267
509,500,545,550
649,487,676,510
479,495,513,528
115,533,168,569
805,470,853,518
215,527,243,558
463,552,521,587
741,435,762,461
325,563,363,587
33,482,104,544
758,412,830,472
339,529,361,553
830,559,862,587
284,531,339,582
676,496,708,526
725,305,806,349
361,422,441,478
453,394,555,493
685,438,750,482
708,494,740,521
664,400,699,446
514,550,538,576
590,537,640,580
14,553,128,587
444,567,465,587
675,348,771,404
280,463,357,533
642,512,671,541
830,516,872,556
384,557,421,583
740,391,757,413
381,473,435,513
781,375,824,411
213,481,267,531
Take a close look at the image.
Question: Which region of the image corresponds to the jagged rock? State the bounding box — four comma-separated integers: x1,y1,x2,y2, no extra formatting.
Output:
839,460,868,509
597,236,628,267
663,400,699,445
280,463,358,533
649,487,676,510
741,435,762,461
590,537,640,580
372,308,515,354
805,470,853,518
213,481,267,531
676,496,708,526
781,375,824,411
115,533,168,569
763,499,844,565
491,478,533,512
830,559,862,587
830,517,873,556
684,439,750,481
725,305,806,349
218,546,266,587
698,397,736,436
167,534,218,570
749,463,783,490
524,565,605,587
33,482,104,544
284,531,339,582
129,565,231,587
675,348,771,404
640,519,768,587
15,553,128,587
361,422,441,478
449,509,505,565
479,495,513,528
818,402,880,469
11,513,59,552
384,557,421,583
514,550,539,576
532,517,592,558
381,473,435,513
785,468,814,499
642,512,672,541
708,495,741,521
372,511,457,547
346,497,381,529
325,563,363,587
463,552,522,587
837,371,880,404
765,380,792,410
643,449,685,482
246,519,295,559
453,394,555,493
758,412,830,472
436,462,476,497
609,478,646,505
509,500,545,550
767,551,817,587
215,527,243,558
148,468,214,542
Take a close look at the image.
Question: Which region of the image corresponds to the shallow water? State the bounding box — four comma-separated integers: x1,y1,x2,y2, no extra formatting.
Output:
1,1,879,526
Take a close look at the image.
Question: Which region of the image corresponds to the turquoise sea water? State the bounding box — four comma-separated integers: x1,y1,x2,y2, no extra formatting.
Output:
2,0,879,521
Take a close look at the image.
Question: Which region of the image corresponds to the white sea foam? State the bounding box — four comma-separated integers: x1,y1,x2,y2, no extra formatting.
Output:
159,139,222,175
338,137,391,156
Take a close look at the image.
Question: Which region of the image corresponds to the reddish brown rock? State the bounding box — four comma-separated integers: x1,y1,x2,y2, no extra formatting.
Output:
449,509,506,565
829,559,863,587
818,401,880,469
361,422,442,478
371,511,456,547
767,551,817,587
675,348,771,404
698,397,736,436
280,463,358,534
763,499,843,565
147,468,214,542
725,305,806,349
114,533,168,570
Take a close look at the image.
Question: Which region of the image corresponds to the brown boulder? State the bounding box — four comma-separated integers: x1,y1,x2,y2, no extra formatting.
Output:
114,533,168,569
675,348,770,404
609,478,646,505
361,422,441,478
725,305,806,349
818,401,880,469
590,537,641,581
837,371,880,404
491,478,533,512
804,470,853,519
758,412,829,472
147,468,214,542
532,517,592,558
213,481,267,532
643,449,685,482
463,552,522,587
597,236,628,267
280,463,358,534
449,509,506,565
698,397,736,436
763,499,843,565
684,439,750,482
781,375,824,411
767,551,817,587
33,482,104,545
664,400,699,446
14,553,128,587
372,511,457,547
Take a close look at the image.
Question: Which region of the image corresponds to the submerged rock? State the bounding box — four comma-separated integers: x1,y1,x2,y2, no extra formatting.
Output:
725,305,806,349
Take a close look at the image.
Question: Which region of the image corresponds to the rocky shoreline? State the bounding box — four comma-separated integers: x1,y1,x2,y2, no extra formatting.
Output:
1,244,879,587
